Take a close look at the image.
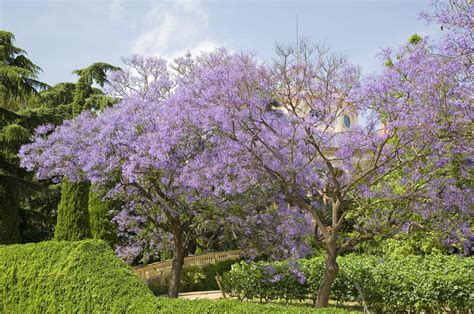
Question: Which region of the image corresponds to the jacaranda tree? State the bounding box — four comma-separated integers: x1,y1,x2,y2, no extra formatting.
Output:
20,55,237,297
20,0,472,305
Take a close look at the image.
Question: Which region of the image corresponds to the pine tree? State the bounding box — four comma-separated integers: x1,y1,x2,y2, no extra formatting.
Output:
0,30,49,110
0,111,38,244
71,62,120,116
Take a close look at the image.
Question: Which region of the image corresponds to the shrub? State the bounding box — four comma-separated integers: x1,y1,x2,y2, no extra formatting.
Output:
0,240,160,312
222,254,474,312
222,260,308,304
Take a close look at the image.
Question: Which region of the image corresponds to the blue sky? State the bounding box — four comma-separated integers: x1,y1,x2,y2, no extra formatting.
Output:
1,0,439,85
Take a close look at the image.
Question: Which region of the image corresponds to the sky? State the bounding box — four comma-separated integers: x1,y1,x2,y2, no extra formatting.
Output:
1,0,440,85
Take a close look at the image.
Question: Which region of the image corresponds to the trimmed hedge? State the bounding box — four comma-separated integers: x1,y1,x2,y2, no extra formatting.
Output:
0,240,350,313
0,240,160,312
154,298,353,313
222,254,474,312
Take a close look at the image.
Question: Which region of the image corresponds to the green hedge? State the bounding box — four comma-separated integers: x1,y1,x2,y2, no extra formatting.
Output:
0,240,160,312
0,240,351,313
154,298,353,313
222,254,474,312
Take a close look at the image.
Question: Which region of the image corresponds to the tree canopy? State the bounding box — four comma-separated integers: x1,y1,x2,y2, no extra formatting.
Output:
0,30,49,110
17,0,473,306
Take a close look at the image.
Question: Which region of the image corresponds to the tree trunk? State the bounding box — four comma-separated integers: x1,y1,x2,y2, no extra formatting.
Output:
316,239,339,307
168,234,186,298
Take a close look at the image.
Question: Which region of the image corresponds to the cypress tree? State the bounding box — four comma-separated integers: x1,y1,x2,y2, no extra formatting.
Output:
54,62,120,242
88,186,118,246
54,178,91,241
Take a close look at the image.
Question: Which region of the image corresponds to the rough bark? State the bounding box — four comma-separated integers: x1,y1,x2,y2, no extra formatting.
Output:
168,233,186,298
316,237,339,307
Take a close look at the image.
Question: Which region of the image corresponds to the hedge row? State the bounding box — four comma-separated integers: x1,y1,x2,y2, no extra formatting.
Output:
0,240,350,313
154,298,353,313
222,254,474,312
0,240,160,312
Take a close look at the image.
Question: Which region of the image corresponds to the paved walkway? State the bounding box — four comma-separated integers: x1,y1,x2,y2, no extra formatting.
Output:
178,290,225,300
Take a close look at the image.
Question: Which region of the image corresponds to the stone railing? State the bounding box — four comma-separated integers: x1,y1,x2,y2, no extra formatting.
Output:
133,250,242,281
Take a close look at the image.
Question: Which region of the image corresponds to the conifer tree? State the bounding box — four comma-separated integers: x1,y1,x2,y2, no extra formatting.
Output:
88,185,118,246
54,178,91,240
55,62,119,241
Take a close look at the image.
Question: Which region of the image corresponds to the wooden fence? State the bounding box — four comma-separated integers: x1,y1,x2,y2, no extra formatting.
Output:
133,250,242,282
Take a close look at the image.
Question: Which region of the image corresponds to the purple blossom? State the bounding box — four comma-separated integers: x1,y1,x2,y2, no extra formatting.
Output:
18,2,473,294
269,274,283,283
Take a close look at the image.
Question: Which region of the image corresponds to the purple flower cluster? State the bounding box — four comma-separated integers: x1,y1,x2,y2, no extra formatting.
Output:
19,1,473,264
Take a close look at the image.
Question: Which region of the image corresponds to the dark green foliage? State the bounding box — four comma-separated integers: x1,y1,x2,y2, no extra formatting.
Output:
54,178,92,241
0,185,21,243
0,30,49,110
39,82,76,108
72,62,121,87
222,254,474,312
147,259,239,295
0,240,160,312
0,107,20,126
0,31,119,245
18,184,60,242
0,109,44,244
83,93,119,111
0,123,30,145
71,62,120,116
0,106,64,244
88,186,118,246
16,106,65,128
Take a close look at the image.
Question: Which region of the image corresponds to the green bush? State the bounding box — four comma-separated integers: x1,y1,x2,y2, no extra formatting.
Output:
222,254,474,312
0,240,160,312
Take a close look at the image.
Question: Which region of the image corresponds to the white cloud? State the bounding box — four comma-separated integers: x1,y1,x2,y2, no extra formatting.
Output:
131,0,221,59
